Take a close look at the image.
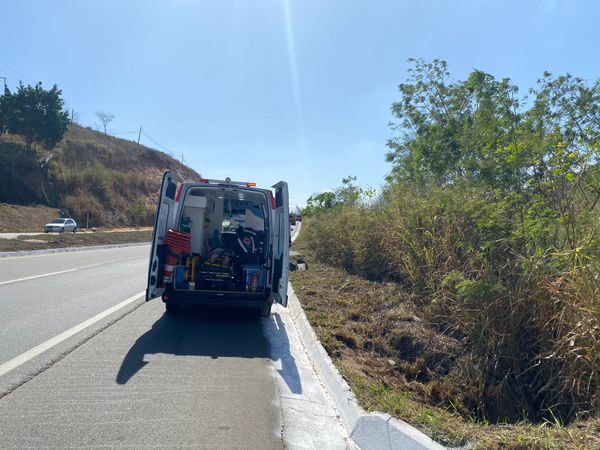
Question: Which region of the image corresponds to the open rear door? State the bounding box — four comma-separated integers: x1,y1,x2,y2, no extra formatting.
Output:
146,171,179,301
271,181,290,307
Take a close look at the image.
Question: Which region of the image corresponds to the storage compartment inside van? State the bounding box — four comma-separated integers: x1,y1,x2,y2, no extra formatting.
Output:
169,186,270,295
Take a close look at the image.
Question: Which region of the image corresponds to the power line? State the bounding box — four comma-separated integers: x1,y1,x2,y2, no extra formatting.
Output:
141,130,173,156
0,74,22,90
0,63,37,86
82,119,177,159
108,129,139,135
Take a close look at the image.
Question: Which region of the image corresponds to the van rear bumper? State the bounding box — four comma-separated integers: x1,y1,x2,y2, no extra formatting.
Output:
164,287,270,308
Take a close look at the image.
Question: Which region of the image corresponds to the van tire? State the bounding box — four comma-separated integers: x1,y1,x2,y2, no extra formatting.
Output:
258,301,272,317
72,227,77,233
165,302,179,313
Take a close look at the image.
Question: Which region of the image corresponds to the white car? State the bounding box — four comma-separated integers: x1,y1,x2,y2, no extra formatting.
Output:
44,218,77,233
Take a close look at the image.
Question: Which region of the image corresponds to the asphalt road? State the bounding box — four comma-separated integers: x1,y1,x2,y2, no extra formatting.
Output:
0,245,149,366
0,232,349,449
0,299,284,449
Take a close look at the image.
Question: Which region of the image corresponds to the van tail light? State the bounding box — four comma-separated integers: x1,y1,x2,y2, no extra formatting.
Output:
162,293,169,302
198,178,209,183
246,182,256,187
175,185,183,202
270,191,276,209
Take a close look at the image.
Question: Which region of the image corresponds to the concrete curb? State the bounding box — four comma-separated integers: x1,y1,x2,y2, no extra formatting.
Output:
291,221,301,240
0,242,149,258
288,223,445,450
287,288,445,450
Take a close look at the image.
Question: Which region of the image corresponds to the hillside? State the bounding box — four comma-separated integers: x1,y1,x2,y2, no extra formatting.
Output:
0,124,200,229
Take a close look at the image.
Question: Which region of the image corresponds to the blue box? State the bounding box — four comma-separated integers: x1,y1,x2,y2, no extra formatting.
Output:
174,265,189,289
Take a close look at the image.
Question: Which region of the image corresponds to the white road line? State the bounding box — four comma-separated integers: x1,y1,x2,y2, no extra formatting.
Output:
0,256,146,286
0,290,145,377
0,269,78,286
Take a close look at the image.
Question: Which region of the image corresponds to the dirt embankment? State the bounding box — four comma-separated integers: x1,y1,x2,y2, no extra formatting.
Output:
0,230,152,253
0,123,200,228
0,203,64,232
0,202,153,251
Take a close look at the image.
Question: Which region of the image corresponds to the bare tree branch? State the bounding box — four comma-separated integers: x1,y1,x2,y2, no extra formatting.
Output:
95,111,114,134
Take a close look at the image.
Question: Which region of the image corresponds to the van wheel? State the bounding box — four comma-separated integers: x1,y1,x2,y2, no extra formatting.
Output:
258,302,272,317
72,227,77,233
59,228,65,233
165,302,179,313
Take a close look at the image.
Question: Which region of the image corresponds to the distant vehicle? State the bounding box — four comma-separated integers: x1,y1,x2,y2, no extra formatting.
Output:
44,218,77,233
290,213,297,225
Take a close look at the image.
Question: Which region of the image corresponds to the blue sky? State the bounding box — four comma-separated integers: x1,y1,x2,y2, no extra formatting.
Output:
1,0,598,208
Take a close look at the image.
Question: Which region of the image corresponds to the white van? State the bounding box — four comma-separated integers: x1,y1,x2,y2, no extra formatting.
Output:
146,171,290,316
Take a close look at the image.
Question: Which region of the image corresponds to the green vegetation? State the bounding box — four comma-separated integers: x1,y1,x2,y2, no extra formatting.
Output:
0,82,69,150
302,60,600,427
290,234,600,448
304,176,375,216
0,81,199,229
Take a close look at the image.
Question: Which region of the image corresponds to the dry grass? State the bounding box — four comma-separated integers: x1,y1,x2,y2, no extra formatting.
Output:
303,186,600,426
0,230,151,253
290,233,600,449
0,203,63,232
0,124,200,227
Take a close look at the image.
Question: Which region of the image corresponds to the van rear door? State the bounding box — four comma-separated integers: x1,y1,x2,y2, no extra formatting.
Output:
271,181,290,307
146,171,179,300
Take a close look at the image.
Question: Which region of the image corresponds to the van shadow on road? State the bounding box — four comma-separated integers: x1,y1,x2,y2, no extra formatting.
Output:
116,307,302,394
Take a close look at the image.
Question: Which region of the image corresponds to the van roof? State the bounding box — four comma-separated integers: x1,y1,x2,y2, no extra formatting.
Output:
188,177,258,188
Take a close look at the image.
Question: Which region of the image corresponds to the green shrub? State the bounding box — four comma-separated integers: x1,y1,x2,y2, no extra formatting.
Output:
304,181,600,423
303,61,600,423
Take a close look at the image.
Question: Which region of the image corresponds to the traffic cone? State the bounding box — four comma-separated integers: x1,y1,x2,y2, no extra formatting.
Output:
162,229,191,287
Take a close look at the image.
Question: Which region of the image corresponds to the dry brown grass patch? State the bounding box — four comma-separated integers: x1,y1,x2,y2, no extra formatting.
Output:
289,235,600,449
0,230,151,253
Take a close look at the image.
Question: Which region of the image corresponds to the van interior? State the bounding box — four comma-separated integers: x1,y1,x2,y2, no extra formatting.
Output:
170,186,270,295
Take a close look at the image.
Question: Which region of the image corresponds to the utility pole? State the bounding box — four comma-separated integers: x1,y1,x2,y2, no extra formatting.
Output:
71,108,75,122
0,77,6,135
137,125,142,145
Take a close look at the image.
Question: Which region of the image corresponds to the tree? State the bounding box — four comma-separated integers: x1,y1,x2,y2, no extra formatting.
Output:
95,111,114,134
0,82,70,151
387,59,600,249
304,191,338,216
386,58,524,189
303,176,375,216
